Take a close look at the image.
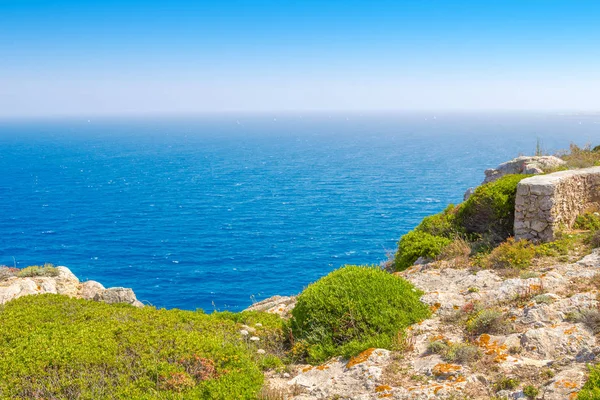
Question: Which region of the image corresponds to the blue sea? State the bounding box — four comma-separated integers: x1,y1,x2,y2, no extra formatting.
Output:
0,112,598,311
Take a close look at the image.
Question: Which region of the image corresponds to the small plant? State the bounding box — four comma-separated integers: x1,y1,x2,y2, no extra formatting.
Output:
427,340,449,355
523,385,539,399
494,377,520,392
439,237,472,262
444,343,481,364
574,212,600,231
533,294,555,304
17,264,60,278
483,238,535,270
571,309,600,334
579,364,600,399
467,287,479,293
466,308,509,335
290,265,430,363
394,231,452,271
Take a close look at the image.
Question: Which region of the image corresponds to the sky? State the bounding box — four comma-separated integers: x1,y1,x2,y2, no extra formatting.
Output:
1,0,600,117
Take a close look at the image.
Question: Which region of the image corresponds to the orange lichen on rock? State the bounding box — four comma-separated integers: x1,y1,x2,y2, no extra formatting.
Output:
432,363,461,377
430,302,442,313
475,334,507,361
375,385,392,393
378,394,393,398
555,380,578,389
346,348,375,368
316,365,330,371
433,385,444,394
564,326,577,335
302,366,313,373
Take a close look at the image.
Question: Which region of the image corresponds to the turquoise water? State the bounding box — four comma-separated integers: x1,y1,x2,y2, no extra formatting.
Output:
0,112,597,310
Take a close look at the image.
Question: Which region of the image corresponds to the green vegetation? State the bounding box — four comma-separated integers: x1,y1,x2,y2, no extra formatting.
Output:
523,384,540,399
482,237,535,270
394,231,452,271
290,265,430,363
17,263,60,278
0,294,285,399
579,364,600,399
574,212,600,231
443,342,481,364
465,308,509,335
456,174,530,242
494,377,520,392
415,204,460,238
559,143,600,169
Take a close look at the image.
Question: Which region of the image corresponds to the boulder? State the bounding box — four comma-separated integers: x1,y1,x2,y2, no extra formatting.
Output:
96,287,143,307
483,155,566,184
80,280,106,300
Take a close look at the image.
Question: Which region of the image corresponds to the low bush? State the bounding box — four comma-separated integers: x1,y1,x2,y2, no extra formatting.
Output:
494,377,520,392
17,263,60,278
579,364,600,399
0,294,270,399
444,343,481,364
394,231,452,271
290,265,430,363
559,143,600,169
456,174,530,242
483,238,535,270
439,237,472,261
523,384,540,399
466,308,510,335
574,212,600,231
415,204,460,238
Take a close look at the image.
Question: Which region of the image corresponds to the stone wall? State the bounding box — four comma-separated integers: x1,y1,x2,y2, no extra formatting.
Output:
515,166,600,242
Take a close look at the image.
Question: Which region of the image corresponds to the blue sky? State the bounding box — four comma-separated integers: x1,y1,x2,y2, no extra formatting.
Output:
1,0,599,116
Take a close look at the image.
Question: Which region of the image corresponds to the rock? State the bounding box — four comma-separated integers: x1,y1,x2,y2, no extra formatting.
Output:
96,287,142,306
80,280,105,300
0,278,38,304
520,323,595,360
543,367,587,400
244,295,297,317
483,156,566,184
464,187,475,201
577,249,600,267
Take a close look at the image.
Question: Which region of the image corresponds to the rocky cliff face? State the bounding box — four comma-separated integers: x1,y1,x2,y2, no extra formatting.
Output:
262,250,600,399
0,266,143,307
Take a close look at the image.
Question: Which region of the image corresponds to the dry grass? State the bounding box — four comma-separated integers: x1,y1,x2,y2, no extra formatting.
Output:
557,143,600,169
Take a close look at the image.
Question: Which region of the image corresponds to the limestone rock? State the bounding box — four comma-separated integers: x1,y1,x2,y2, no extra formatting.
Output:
80,280,106,300
244,295,297,317
483,156,566,184
97,287,142,307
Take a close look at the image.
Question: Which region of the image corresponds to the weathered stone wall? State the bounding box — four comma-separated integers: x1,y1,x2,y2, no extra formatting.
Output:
515,166,600,242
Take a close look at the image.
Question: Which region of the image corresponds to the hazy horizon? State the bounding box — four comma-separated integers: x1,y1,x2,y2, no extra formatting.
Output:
2,1,599,118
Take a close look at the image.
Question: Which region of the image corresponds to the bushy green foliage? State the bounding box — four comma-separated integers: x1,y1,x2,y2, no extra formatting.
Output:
465,308,509,335
290,265,430,363
0,295,270,399
415,204,460,238
444,343,481,364
574,212,600,231
456,174,530,242
483,237,536,270
17,263,60,277
523,385,540,399
394,231,452,271
559,143,600,169
494,377,520,392
579,364,600,399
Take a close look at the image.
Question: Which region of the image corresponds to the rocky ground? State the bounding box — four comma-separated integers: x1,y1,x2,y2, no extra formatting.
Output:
258,250,600,399
0,266,143,307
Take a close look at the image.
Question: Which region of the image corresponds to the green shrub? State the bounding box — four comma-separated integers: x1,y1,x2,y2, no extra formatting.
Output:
559,143,600,169
483,238,535,270
394,231,452,271
17,263,60,277
579,364,600,399
494,377,520,392
415,204,460,238
0,294,268,399
466,308,509,335
427,340,449,355
574,212,600,231
523,384,540,399
456,174,530,242
444,343,481,364
290,265,430,363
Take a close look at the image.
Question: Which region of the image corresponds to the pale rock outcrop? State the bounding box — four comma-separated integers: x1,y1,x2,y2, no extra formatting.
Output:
483,156,566,184
268,252,600,399
244,295,297,318
464,155,566,200
0,266,143,307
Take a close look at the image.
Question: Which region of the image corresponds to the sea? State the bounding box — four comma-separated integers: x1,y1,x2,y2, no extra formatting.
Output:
0,112,598,311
